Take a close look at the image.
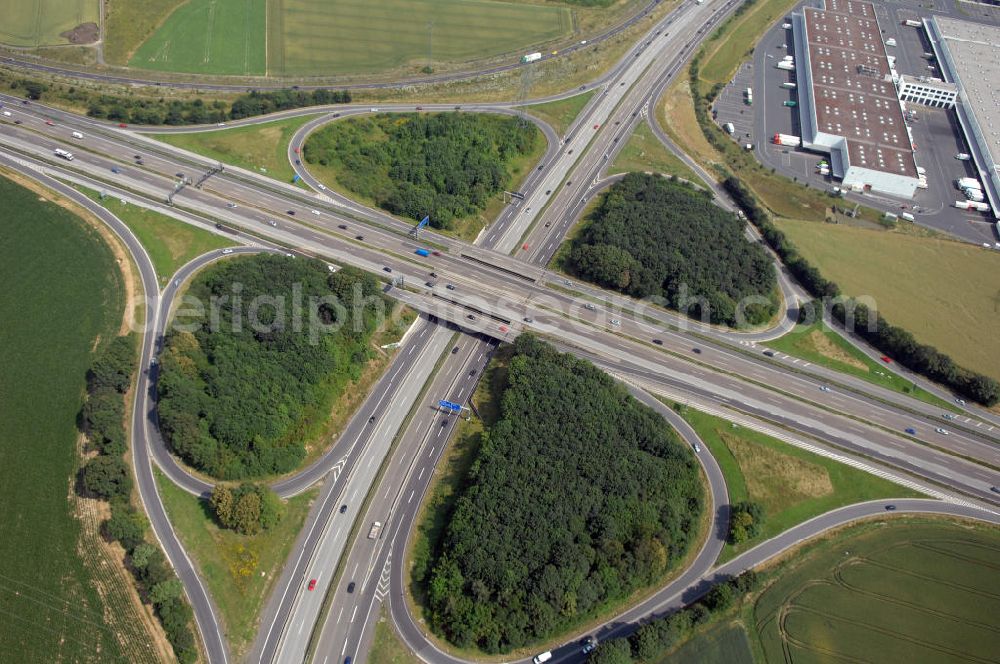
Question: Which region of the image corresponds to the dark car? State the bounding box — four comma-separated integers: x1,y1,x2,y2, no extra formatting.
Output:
467,314,476,320
356,235,364,240
763,350,775,357
340,504,348,513
545,189,551,195
175,172,184,178
432,251,442,256
905,427,917,435
383,266,392,273
446,284,456,290
338,224,348,230
111,166,121,174
692,347,702,354
451,346,459,354
429,272,438,278
885,505,897,511
652,339,663,345
469,369,477,376
441,420,449,427
347,582,355,593
990,486,1000,494
286,210,296,216
425,281,435,287
368,415,376,423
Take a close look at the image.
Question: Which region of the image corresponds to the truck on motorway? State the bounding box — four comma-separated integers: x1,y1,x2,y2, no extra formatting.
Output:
414,248,430,257
781,81,797,89
522,52,542,63
368,521,382,539
773,133,801,147
904,19,922,27
54,148,74,160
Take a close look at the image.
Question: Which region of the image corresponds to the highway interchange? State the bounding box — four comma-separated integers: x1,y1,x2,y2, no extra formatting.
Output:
2,0,1000,662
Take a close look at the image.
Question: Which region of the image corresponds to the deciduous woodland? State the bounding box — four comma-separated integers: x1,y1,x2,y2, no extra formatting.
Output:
425,335,703,651
157,255,386,479
304,113,539,229
567,173,777,327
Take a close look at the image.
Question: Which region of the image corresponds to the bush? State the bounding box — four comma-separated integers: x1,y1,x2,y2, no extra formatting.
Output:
83,455,132,499
89,335,136,393
589,638,633,664
104,501,147,552
211,483,285,535
727,501,764,544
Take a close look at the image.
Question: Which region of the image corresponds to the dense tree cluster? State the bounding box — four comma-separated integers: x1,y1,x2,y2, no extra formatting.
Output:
304,113,539,229
590,571,761,664
425,335,703,652
567,173,777,326
722,176,1000,405
157,256,387,478
210,483,284,535
727,501,764,544
77,335,197,663
8,79,352,126
105,500,198,663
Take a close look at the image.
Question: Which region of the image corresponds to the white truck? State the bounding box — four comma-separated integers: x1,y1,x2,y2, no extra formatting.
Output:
724,122,735,134
54,148,74,160
522,52,542,63
367,521,382,539
776,61,795,71
772,133,801,147
780,81,797,89
904,19,922,27
957,177,981,190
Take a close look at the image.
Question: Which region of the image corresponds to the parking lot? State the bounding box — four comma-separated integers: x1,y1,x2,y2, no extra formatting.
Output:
748,0,1000,245
712,62,757,148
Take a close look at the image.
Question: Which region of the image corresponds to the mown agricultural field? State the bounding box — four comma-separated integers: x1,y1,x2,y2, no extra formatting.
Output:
754,520,1000,663
0,0,98,47
0,177,134,661
129,0,267,75
269,0,572,76
129,0,572,77
775,218,1000,381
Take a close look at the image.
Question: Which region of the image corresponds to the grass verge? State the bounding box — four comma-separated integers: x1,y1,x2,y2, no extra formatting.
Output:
370,607,422,664
154,468,317,659
609,120,700,182
766,320,953,409
152,114,319,186
675,404,923,563
77,186,234,285
524,90,596,136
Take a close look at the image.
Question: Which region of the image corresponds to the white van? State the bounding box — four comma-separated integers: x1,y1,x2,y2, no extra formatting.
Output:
533,652,552,664
901,212,915,222
71,131,83,139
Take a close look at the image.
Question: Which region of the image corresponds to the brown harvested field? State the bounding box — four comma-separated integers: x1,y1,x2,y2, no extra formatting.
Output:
657,78,721,170
804,329,868,371
776,218,1000,380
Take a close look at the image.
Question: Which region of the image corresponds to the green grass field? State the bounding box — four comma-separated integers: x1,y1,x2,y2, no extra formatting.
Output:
677,406,921,562
766,321,953,409
79,187,234,285
270,0,572,76
0,0,98,46
610,120,700,182
753,520,1000,663
660,622,754,664
155,469,316,659
371,608,423,664
129,0,267,75
775,218,1000,381
0,177,129,661
524,90,596,136
153,114,318,186
103,0,187,65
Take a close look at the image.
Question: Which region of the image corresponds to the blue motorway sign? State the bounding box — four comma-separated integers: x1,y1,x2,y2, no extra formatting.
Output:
438,399,462,412
418,215,430,229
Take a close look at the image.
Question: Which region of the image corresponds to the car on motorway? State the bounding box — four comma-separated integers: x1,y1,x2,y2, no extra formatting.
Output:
880,355,892,363
905,427,917,435
819,386,832,392
338,224,348,230
991,486,1000,494
310,209,320,215
935,427,950,435
943,413,957,420
545,189,551,195
763,350,775,357
425,281,435,287
467,314,476,321
383,266,392,273
446,284,456,290
356,234,364,240
118,123,128,128
268,220,277,227
441,419,449,427
45,120,54,126
415,106,423,110
429,272,438,278
432,250,442,257
581,637,598,654
340,504,347,513
584,303,597,311
307,579,317,591
884,504,897,511
13,119,21,124
175,172,184,178
693,443,701,452
533,651,553,664
344,658,351,664
469,369,477,376
652,339,663,345
610,319,621,326
955,398,966,405
286,210,296,216
318,184,327,190
222,249,234,255
217,122,226,127
369,415,376,423
451,346,459,354
524,317,533,323
226,203,237,209
111,166,121,173
346,582,355,593
692,347,701,354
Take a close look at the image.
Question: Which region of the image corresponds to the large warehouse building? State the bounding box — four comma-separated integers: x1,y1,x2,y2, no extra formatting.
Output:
791,0,921,198
924,16,1000,221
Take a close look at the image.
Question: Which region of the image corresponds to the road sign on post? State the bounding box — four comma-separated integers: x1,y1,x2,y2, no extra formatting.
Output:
438,399,462,412
410,215,430,238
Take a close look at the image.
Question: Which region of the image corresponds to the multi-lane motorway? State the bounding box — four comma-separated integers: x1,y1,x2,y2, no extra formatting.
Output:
3,0,1000,662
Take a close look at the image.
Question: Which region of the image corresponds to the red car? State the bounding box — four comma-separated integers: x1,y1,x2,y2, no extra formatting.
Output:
307,579,317,591
293,147,300,154
431,251,442,257
45,120,55,126
118,123,128,128
593,124,600,129
880,356,892,364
